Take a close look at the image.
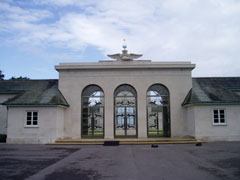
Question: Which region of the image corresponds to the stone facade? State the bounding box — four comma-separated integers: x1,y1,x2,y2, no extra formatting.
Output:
55,60,195,139
1,54,240,144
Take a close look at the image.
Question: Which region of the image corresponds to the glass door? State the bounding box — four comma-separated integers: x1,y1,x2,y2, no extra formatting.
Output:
126,107,136,136
115,107,125,136
115,106,136,137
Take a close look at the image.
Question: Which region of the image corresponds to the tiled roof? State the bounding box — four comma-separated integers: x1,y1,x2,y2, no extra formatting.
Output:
0,80,69,107
182,77,240,105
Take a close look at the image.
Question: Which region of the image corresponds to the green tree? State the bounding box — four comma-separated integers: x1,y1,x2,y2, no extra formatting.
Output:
0,70,4,80
10,76,30,80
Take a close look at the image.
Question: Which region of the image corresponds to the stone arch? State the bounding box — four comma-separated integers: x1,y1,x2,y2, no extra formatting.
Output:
114,84,138,138
81,84,104,138
146,84,170,137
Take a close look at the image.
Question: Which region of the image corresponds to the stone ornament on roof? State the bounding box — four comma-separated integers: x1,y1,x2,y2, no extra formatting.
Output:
107,39,142,61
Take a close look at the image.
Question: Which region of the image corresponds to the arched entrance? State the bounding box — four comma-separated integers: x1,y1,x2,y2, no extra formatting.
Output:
114,84,137,138
147,84,170,137
81,85,104,138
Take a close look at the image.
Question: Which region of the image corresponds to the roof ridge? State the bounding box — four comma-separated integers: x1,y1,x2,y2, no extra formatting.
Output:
193,77,240,79
0,79,58,82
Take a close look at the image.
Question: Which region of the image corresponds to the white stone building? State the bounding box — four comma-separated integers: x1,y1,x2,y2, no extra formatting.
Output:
0,49,240,143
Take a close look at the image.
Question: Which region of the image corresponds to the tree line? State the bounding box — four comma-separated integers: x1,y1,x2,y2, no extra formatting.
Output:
0,70,30,80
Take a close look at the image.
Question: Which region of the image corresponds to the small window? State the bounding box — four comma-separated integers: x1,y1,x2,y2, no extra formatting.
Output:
26,111,38,127
213,109,226,125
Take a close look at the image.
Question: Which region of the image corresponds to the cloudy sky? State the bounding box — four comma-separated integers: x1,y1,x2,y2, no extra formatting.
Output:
0,0,240,79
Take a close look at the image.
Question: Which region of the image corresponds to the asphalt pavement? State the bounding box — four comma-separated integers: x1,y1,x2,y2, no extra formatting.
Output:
0,142,239,180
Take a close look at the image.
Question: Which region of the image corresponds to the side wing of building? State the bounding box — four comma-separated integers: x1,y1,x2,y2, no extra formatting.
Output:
0,80,69,144
183,77,240,141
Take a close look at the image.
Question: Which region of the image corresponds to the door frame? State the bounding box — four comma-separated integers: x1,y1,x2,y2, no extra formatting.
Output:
146,104,170,137
81,103,105,139
115,106,137,138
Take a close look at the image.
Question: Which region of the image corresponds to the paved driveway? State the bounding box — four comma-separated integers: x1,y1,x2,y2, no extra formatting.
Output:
0,142,239,180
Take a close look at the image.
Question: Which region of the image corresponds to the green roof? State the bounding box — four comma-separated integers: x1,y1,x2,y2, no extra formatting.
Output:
182,77,240,106
0,80,69,107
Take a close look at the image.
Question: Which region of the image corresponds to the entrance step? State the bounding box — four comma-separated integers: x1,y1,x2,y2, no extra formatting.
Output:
49,138,205,145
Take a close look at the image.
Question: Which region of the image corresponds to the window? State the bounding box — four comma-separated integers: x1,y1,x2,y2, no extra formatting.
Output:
26,111,38,127
213,109,226,125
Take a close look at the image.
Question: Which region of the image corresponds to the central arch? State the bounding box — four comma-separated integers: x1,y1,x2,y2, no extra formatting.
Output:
114,84,137,138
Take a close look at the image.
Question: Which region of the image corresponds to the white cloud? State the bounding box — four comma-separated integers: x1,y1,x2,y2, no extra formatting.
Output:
0,2,52,22
33,0,93,7
1,0,240,77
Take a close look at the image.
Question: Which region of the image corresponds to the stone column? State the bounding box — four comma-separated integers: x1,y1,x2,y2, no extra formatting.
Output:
104,86,114,139
137,86,147,138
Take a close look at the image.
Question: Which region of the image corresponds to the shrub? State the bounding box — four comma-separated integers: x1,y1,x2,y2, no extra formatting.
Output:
0,134,7,142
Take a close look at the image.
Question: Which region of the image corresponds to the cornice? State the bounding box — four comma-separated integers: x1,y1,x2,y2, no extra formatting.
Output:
55,61,195,71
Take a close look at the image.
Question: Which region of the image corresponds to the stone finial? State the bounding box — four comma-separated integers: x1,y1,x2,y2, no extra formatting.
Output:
107,39,142,61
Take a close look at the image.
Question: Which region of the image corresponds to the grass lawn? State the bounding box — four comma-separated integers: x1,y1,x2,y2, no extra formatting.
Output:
87,130,164,136
148,130,163,136
88,130,104,136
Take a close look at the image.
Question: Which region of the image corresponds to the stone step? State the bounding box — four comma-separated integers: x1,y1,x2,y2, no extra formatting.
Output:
48,138,205,145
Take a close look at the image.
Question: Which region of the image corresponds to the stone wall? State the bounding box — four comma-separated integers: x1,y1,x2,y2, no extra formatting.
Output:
7,106,65,144
57,61,194,139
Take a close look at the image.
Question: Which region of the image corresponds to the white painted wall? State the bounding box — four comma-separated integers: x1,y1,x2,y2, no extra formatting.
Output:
188,105,240,141
7,106,65,144
57,62,194,139
56,107,65,139
184,106,195,137
0,94,17,135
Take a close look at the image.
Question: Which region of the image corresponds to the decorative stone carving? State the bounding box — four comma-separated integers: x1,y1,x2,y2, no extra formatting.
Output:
107,50,142,61
107,39,142,61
